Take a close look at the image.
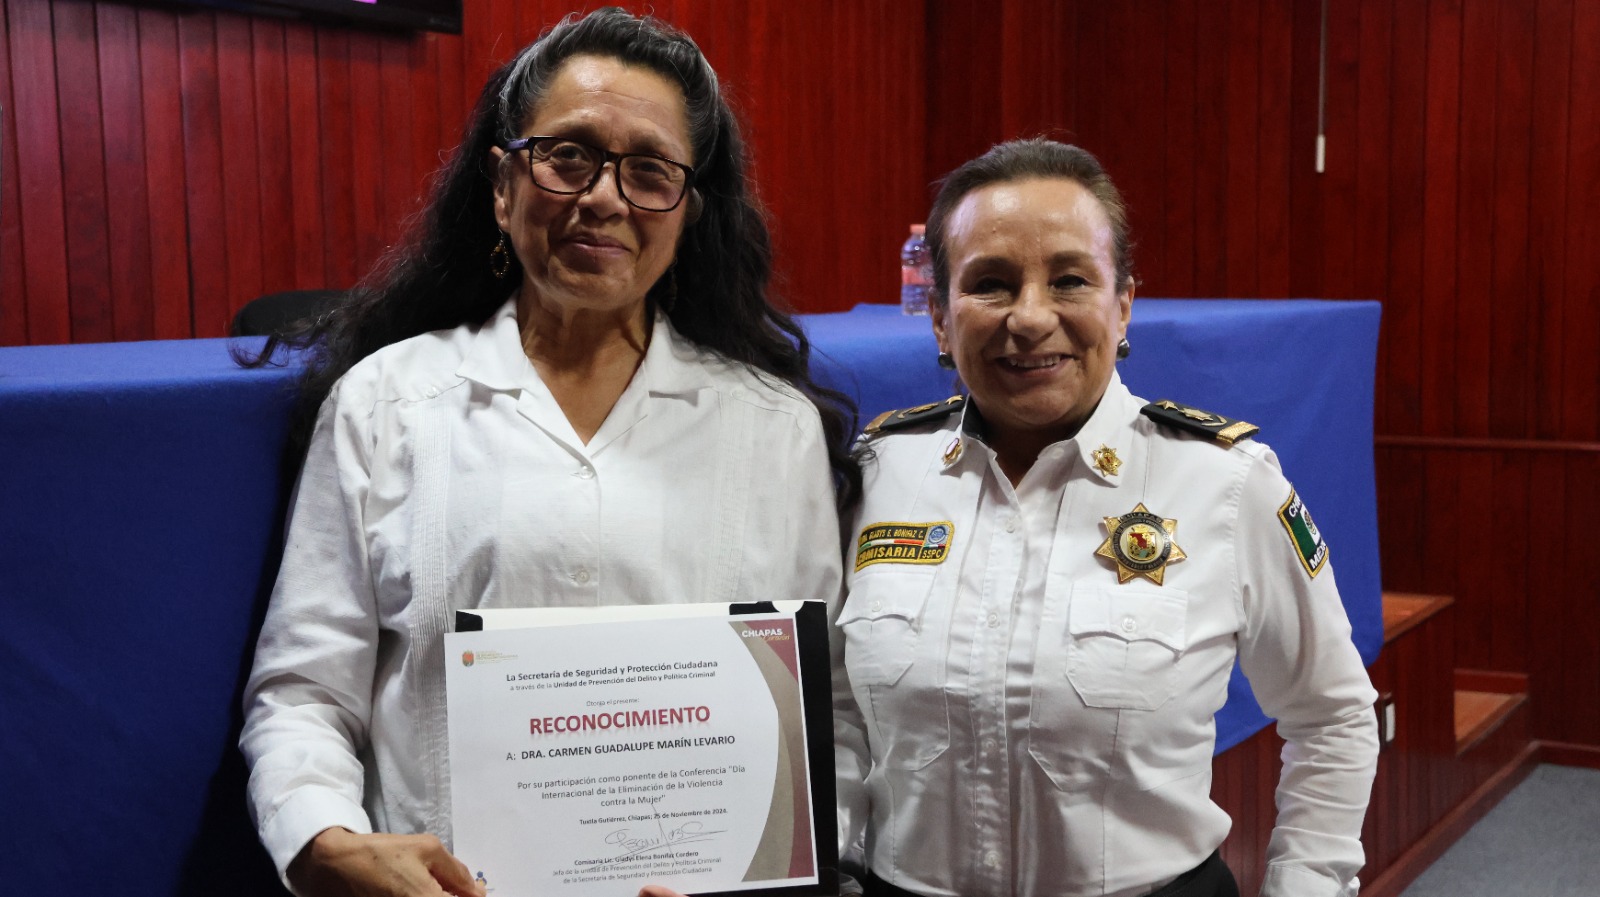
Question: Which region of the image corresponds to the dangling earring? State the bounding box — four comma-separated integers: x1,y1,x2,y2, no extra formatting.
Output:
937,351,956,370
490,231,511,279
1116,337,1131,360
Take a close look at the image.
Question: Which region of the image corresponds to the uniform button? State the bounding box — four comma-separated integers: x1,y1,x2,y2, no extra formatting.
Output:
870,600,883,613
982,738,997,753
983,849,1001,868
730,387,747,399
1005,517,1019,534
986,612,1001,628
574,466,595,479
1121,616,1137,634
424,386,439,398
575,568,592,584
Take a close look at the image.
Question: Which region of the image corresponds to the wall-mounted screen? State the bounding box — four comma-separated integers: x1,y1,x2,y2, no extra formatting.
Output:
186,0,462,34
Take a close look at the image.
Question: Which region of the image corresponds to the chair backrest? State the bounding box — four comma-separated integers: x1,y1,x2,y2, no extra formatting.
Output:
230,289,346,337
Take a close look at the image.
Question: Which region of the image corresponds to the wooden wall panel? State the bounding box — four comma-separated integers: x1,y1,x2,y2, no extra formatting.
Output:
1285,0,1323,298
8,0,71,344
138,8,193,339
283,24,324,295
178,13,228,337
1352,0,1391,311
216,15,265,323
1489,0,1534,439
1419,0,1461,437
0,0,27,345
1161,0,1198,297
55,1,114,344
1565,3,1600,443
252,21,294,302
1454,0,1497,438
1255,0,1295,298
1,0,926,342
1530,0,1572,441
98,4,155,341
1382,0,1427,437
1221,0,1260,298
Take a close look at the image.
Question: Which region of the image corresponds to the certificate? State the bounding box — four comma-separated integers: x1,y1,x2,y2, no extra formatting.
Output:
444,601,838,897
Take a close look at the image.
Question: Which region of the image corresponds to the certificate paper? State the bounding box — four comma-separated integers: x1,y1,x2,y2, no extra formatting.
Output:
445,602,837,897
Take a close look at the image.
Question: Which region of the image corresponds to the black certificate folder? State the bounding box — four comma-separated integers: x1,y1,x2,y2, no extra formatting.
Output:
452,601,840,897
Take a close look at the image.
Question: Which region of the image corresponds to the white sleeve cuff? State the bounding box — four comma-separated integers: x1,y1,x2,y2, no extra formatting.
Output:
257,787,373,883
1261,863,1358,897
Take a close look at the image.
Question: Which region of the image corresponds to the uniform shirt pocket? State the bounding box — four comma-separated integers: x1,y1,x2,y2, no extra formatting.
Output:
838,568,950,769
1065,585,1189,711
838,568,935,687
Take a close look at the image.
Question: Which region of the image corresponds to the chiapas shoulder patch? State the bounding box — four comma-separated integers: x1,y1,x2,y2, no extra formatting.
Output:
1277,488,1329,577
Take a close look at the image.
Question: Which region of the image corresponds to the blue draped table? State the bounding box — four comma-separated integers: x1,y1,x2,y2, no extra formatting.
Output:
0,299,1380,896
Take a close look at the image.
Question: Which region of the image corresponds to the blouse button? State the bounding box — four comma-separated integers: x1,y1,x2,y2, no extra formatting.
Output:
986,612,1001,628
1004,517,1019,534
983,849,1001,868
869,600,883,613
1121,616,1138,634
575,568,592,584
574,467,595,480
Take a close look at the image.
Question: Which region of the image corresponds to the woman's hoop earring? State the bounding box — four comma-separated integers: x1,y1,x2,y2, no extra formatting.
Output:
937,351,956,370
1116,338,1131,360
490,231,511,280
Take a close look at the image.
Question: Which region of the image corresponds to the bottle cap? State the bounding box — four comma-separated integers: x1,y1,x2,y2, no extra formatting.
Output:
910,223,925,235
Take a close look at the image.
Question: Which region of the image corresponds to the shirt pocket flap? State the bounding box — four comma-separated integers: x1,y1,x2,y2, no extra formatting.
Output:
837,569,936,626
1067,586,1188,652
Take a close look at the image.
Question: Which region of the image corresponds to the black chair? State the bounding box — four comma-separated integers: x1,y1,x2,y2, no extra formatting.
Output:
230,289,346,338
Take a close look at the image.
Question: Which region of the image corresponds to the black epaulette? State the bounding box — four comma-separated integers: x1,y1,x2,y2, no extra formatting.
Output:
863,395,966,436
1141,399,1260,445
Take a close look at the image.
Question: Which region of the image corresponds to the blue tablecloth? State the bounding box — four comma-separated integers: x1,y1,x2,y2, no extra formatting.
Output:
0,299,1380,896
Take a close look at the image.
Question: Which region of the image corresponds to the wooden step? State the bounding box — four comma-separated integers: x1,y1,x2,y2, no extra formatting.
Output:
1382,591,1453,643
1454,689,1526,754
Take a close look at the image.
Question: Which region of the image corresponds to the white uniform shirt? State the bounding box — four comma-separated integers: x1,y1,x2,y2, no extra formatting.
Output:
835,371,1377,897
241,299,842,878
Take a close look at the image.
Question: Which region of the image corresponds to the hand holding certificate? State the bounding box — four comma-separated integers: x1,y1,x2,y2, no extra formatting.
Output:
445,602,837,897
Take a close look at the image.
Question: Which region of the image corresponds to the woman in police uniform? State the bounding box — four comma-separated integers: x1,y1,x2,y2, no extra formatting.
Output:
833,140,1378,897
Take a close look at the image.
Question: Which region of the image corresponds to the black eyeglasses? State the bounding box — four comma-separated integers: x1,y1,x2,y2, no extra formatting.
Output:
503,136,696,213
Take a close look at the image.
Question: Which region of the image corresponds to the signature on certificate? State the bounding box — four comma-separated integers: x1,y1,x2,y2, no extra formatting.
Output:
602,819,725,862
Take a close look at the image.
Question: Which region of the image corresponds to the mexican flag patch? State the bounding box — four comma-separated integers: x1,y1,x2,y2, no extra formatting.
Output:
1277,488,1328,578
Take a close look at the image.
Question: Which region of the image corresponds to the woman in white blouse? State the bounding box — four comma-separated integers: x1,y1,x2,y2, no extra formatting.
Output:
835,140,1377,897
239,10,854,897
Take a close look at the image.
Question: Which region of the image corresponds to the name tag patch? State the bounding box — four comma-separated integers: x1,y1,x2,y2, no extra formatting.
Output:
855,521,954,571
1277,488,1329,577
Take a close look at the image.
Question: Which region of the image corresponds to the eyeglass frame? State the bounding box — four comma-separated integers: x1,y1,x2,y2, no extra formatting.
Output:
502,136,697,213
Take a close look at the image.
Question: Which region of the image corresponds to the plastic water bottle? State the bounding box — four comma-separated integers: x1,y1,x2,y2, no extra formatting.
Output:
900,224,931,315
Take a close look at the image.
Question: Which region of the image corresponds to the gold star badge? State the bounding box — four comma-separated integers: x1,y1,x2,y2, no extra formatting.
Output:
1091,444,1123,476
1095,503,1186,585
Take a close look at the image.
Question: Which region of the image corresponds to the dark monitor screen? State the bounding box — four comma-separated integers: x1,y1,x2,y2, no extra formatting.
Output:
187,0,462,34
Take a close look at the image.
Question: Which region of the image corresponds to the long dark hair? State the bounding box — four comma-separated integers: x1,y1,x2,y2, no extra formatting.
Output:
243,7,860,508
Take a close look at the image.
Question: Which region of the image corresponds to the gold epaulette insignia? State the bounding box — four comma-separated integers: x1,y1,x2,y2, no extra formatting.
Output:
1140,399,1260,445
864,395,966,436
